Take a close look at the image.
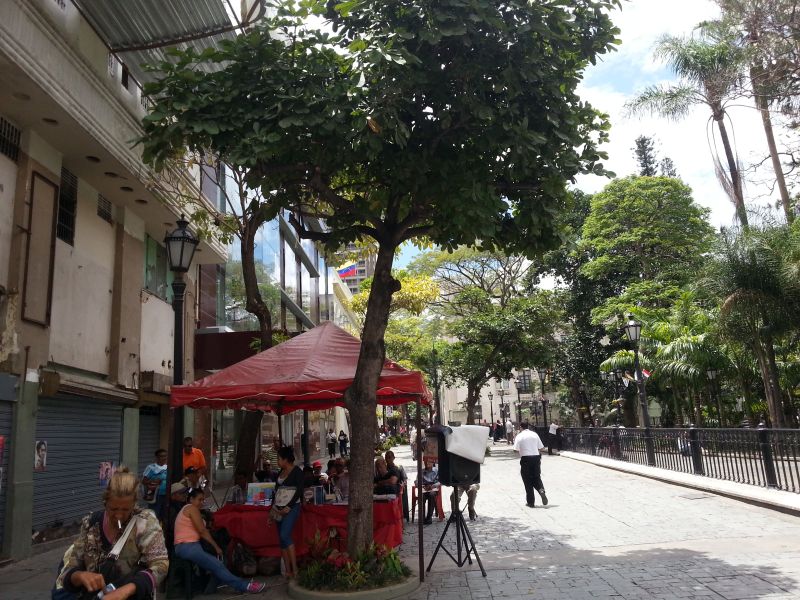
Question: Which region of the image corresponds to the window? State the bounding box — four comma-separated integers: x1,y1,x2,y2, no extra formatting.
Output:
56,167,78,245
121,64,130,91
97,194,113,224
143,234,172,301
0,115,20,162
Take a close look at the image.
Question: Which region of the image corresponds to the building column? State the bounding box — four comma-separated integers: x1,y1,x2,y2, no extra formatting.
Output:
2,371,38,560
121,407,139,473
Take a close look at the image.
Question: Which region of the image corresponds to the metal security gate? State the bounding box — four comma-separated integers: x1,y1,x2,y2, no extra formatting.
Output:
137,406,161,475
33,397,122,532
0,400,13,549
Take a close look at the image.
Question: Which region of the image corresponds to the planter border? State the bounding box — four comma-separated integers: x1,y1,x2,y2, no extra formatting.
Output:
288,575,420,600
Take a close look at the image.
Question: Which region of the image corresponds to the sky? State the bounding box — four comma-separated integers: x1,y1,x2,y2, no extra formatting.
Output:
395,0,787,269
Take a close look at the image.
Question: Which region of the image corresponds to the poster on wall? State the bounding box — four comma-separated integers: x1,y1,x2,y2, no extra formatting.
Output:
34,440,47,472
99,462,118,488
0,435,6,465
0,467,3,493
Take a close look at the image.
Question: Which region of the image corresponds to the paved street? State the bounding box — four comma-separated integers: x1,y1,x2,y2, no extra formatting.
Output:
1,443,799,599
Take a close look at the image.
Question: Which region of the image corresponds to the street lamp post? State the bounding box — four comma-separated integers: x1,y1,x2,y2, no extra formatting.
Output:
624,316,656,466
536,368,547,428
488,392,495,444
165,216,199,484
706,368,723,427
431,346,441,426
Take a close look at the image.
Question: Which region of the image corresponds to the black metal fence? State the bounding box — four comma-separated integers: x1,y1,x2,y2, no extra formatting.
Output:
561,427,800,494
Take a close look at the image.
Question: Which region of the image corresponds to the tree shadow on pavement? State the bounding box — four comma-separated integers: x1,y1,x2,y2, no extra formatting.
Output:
399,512,800,600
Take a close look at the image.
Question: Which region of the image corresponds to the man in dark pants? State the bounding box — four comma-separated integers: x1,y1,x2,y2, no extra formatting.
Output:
513,422,548,507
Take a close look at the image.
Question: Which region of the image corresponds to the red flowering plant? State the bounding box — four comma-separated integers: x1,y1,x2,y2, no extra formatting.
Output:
298,531,410,591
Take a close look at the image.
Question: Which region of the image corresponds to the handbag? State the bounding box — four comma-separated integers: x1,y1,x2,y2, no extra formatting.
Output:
76,516,140,600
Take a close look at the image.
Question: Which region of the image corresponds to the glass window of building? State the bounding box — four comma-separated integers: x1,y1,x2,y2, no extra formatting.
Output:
143,234,172,302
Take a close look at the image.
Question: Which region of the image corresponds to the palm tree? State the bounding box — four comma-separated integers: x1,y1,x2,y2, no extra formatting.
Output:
701,226,800,427
626,34,750,227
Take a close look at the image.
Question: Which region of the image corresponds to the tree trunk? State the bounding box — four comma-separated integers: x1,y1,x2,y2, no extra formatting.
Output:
234,216,272,478
752,67,793,223
346,243,400,556
715,113,748,228
762,333,785,428
465,379,482,425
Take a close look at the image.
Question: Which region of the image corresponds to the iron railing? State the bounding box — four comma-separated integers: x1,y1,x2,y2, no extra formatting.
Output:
561,427,800,494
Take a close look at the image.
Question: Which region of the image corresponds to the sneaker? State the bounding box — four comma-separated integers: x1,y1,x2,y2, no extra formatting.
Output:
247,581,266,593
526,503,536,508
423,517,433,525
540,490,548,506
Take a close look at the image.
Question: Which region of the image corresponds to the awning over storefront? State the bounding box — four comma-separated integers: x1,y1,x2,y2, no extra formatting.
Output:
71,0,266,83
171,322,432,412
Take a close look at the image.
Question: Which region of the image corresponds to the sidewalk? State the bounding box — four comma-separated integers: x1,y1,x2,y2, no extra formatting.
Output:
2,443,800,599
560,450,800,515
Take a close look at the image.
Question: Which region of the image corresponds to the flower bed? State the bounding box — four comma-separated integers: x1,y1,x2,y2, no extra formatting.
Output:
297,532,411,592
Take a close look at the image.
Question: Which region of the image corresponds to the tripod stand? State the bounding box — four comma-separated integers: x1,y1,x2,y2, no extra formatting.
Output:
426,491,486,576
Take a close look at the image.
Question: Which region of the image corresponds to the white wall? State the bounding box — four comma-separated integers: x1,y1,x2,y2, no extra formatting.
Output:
139,291,174,377
0,154,18,289
49,178,115,374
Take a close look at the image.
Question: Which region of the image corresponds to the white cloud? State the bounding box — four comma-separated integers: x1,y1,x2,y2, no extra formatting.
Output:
576,0,788,228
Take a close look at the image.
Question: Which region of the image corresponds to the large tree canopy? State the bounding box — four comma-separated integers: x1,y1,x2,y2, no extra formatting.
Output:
141,0,621,554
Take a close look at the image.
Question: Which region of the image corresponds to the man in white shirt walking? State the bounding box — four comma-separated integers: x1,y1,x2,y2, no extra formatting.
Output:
513,422,548,507
505,418,514,444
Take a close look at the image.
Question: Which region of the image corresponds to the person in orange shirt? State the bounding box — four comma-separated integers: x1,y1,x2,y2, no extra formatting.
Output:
182,437,206,477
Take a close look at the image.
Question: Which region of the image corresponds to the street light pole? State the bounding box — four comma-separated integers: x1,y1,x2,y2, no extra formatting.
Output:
624,317,656,466
488,392,495,444
165,216,199,485
537,368,547,428
706,368,723,427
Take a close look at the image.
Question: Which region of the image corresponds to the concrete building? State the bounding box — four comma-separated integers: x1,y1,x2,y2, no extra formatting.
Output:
0,0,275,560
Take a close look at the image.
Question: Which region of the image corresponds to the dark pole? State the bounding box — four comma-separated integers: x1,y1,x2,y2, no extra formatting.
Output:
415,396,424,582
302,409,310,466
633,347,656,465
169,275,187,485
432,347,441,426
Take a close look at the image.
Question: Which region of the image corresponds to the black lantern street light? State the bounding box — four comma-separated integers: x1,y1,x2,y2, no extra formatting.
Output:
165,216,199,484
536,368,548,427
496,385,507,423
623,316,656,466
706,368,723,427
516,368,532,425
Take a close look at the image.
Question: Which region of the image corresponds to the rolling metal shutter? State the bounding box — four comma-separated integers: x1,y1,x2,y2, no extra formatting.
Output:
0,400,13,549
33,397,122,531
137,406,161,475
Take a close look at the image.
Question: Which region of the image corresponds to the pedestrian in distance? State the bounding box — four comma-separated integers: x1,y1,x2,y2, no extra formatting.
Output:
505,417,514,444
338,429,349,456
513,422,548,508
326,428,337,458
548,420,561,455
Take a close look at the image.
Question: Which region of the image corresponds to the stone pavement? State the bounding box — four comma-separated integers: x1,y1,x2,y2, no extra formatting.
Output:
1,442,799,599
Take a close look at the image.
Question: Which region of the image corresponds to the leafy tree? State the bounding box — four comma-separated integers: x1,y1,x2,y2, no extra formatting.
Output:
660,157,679,178
626,35,750,227
349,272,438,322
700,225,800,426
579,176,715,322
140,0,620,553
439,288,558,424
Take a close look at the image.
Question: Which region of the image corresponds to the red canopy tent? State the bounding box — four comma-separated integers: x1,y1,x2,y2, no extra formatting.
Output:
170,321,431,412
170,321,432,582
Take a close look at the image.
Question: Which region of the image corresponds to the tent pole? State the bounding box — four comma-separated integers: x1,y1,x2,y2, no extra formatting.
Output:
278,404,283,447
416,396,424,582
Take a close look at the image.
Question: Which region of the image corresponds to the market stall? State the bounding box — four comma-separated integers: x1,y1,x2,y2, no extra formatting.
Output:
212,497,403,558
170,322,431,579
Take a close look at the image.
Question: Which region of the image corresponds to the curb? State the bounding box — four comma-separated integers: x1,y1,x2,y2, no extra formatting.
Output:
561,451,800,516
288,576,420,600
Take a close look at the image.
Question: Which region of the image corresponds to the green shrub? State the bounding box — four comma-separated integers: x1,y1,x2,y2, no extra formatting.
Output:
297,532,411,591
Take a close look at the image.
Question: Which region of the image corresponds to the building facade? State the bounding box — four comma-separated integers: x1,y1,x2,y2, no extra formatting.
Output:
0,0,239,560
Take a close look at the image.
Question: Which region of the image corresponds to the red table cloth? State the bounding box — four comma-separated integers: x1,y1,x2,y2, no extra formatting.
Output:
212,499,403,557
